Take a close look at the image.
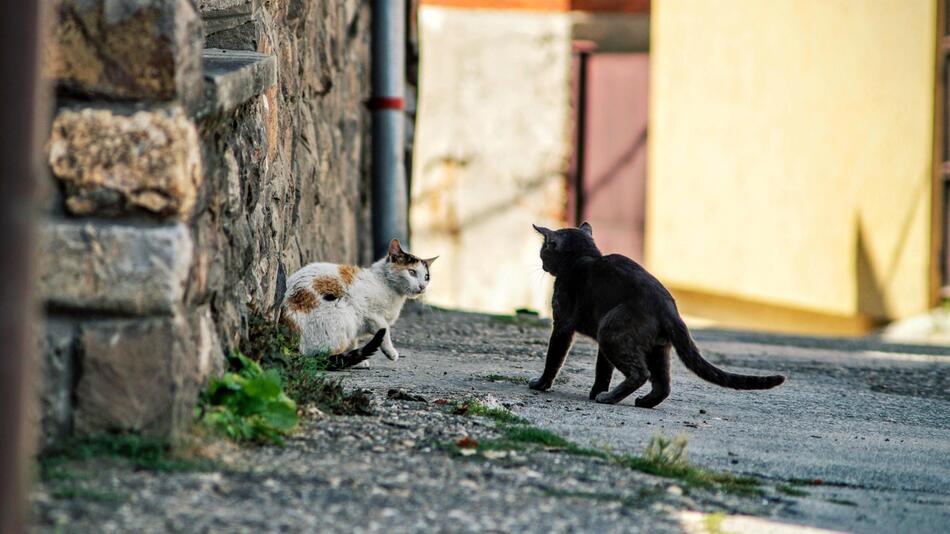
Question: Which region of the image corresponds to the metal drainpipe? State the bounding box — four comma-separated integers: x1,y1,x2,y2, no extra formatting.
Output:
370,0,409,259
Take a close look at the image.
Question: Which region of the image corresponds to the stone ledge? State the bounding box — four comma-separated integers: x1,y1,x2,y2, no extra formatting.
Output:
40,220,193,316
199,48,277,118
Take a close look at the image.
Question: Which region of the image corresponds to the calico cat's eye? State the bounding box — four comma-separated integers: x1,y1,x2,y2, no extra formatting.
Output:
408,269,417,277
425,273,430,281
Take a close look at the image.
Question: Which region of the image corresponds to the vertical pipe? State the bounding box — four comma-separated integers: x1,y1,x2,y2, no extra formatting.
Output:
371,0,408,259
0,0,47,532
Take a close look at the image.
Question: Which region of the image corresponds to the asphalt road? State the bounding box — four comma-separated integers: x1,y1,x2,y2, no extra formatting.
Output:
354,306,950,534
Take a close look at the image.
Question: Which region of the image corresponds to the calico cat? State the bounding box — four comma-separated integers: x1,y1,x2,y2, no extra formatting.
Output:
279,239,437,370
528,223,785,407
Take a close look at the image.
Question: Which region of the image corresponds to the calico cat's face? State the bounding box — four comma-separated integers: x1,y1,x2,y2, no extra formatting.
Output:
533,222,600,275
385,238,438,297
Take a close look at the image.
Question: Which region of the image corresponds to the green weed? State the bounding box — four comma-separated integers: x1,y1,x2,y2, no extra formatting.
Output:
197,351,299,445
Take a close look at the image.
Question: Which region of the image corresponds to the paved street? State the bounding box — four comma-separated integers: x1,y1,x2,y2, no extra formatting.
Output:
356,306,950,533
32,306,950,533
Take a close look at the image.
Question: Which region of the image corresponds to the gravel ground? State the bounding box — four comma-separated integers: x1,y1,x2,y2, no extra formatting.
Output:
30,304,950,533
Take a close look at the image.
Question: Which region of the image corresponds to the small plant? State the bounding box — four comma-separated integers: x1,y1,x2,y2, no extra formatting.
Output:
453,399,526,425
239,312,374,416
642,432,689,467
241,313,302,365
618,434,762,497
281,355,374,415
197,351,299,445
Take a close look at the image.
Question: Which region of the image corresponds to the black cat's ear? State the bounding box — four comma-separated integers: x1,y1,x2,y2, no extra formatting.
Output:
578,222,593,237
532,224,552,237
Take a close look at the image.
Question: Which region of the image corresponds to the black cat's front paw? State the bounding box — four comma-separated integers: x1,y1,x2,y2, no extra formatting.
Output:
528,377,552,391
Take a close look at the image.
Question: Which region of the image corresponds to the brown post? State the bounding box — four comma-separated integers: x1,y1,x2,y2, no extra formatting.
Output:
0,1,49,532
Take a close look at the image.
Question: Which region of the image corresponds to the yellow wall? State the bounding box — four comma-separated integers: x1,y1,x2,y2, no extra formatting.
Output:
648,0,937,329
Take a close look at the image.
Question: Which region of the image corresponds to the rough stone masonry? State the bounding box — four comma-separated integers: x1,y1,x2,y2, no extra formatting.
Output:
37,0,376,447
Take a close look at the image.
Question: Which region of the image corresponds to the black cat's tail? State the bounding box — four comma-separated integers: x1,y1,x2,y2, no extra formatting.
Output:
324,329,387,371
667,318,785,390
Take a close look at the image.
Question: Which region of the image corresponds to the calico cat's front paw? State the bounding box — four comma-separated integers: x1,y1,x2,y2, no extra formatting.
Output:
383,348,399,362
528,377,552,391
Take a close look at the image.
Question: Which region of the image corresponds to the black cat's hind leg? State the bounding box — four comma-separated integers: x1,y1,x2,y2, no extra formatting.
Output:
593,304,654,405
589,349,615,400
594,354,648,404
635,344,671,408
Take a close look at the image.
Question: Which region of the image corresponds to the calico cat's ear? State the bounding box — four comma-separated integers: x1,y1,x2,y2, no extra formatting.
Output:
532,224,552,237
388,238,405,259
422,256,439,266
578,222,593,237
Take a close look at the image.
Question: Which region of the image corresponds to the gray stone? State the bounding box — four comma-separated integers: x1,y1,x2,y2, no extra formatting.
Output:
44,0,203,105
37,319,77,451
74,306,223,439
40,220,193,316
199,49,277,118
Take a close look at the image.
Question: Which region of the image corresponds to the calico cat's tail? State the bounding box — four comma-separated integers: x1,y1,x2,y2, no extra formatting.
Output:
324,329,387,371
667,317,785,390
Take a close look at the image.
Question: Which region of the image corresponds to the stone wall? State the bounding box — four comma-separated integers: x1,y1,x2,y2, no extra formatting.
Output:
37,0,375,447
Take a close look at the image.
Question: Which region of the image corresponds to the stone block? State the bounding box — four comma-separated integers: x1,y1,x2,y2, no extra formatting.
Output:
198,0,259,36
44,0,203,103
74,307,223,439
37,319,77,451
40,220,193,315
48,107,202,218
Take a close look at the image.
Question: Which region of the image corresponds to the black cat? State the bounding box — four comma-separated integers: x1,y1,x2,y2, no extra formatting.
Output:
529,223,785,408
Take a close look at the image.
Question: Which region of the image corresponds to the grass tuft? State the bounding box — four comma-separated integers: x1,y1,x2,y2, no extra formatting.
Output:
39,432,215,503
777,484,809,497
279,355,374,415
453,399,527,425
448,400,762,498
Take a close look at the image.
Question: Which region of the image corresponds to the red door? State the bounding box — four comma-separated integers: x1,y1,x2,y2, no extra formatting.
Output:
572,52,649,262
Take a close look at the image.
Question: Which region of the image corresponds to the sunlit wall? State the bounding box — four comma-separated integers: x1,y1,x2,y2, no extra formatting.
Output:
648,0,937,333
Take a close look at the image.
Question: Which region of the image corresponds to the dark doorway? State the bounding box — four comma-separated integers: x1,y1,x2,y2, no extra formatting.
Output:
570,48,649,262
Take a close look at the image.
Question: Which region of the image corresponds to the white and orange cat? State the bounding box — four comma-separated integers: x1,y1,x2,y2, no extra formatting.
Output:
279,239,436,369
